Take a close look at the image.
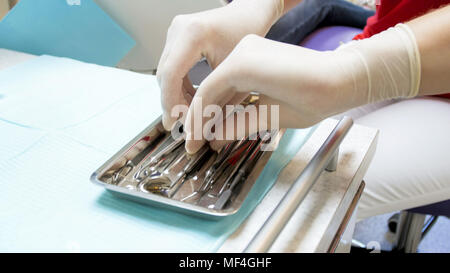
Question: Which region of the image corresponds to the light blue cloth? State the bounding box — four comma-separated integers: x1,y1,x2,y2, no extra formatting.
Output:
0,56,315,252
0,0,135,66
0,55,154,131
0,120,46,163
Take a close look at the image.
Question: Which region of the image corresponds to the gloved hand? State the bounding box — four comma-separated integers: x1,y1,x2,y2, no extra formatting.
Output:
157,0,284,131
184,23,421,153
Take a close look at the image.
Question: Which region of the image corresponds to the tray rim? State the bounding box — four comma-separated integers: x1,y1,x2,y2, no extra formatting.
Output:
90,116,283,219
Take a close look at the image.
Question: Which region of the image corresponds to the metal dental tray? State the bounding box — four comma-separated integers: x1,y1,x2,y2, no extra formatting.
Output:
90,117,285,219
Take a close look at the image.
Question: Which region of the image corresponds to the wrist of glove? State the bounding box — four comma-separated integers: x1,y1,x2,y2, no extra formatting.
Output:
333,23,421,109
231,0,284,26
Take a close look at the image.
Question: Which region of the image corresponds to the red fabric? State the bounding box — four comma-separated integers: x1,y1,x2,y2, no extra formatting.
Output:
355,0,450,40
354,0,450,99
437,93,450,99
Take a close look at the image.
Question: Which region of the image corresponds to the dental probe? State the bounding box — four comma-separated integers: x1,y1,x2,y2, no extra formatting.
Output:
214,141,264,210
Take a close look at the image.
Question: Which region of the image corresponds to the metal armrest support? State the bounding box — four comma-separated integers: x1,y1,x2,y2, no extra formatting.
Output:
244,116,354,253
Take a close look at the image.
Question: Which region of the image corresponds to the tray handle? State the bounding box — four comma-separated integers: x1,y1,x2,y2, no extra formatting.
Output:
244,116,354,253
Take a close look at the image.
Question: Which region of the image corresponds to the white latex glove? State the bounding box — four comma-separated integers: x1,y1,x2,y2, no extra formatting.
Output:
335,23,421,104
157,0,283,131
184,24,421,153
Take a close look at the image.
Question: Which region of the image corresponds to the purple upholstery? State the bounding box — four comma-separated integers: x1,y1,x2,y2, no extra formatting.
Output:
299,26,362,51
407,200,450,217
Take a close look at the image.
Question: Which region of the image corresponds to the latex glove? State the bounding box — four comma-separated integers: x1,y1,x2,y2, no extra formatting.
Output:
157,0,283,131
184,23,421,153
335,23,421,104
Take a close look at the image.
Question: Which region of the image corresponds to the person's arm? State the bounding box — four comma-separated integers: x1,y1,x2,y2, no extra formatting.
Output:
183,5,450,153
407,5,450,95
332,4,450,104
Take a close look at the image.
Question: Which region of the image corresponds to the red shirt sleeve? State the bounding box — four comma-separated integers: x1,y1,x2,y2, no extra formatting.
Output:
356,0,450,40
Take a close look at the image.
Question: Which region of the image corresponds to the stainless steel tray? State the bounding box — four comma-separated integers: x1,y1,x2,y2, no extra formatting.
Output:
91,116,285,219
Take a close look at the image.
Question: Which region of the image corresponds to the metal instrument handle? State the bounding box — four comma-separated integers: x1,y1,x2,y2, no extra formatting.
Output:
244,117,354,253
